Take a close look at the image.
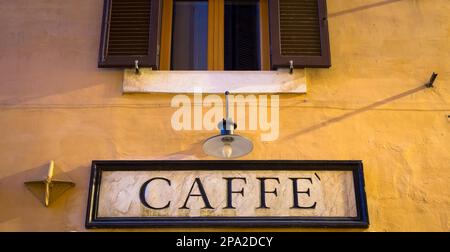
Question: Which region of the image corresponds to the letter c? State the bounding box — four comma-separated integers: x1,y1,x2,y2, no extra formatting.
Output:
139,177,171,210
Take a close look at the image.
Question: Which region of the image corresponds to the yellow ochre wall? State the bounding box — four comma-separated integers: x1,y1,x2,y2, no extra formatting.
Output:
0,0,449,231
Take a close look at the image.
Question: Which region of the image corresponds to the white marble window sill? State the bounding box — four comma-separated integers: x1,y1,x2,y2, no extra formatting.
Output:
122,69,307,94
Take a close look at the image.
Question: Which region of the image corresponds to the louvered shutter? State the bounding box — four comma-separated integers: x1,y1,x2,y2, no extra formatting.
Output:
269,0,330,69
98,0,160,68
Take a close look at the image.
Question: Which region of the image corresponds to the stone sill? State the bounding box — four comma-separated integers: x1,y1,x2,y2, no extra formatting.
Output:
122,69,306,94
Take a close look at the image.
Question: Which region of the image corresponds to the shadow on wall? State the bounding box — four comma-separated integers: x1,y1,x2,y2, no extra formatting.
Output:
280,82,432,142
0,0,123,105
0,163,90,231
0,68,124,106
158,140,209,160
328,0,404,18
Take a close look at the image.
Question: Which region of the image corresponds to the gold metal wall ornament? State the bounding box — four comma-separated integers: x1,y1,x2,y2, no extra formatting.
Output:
24,160,75,207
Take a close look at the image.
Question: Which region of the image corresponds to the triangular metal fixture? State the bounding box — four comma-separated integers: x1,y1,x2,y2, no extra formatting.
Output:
24,160,75,207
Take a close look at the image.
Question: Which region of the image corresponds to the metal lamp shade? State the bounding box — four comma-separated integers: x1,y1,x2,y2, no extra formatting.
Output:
202,134,253,159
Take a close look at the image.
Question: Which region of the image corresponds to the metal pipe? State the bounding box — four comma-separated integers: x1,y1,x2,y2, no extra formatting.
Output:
225,91,230,119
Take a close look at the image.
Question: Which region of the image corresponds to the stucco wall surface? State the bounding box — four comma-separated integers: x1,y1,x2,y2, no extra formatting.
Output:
0,0,449,231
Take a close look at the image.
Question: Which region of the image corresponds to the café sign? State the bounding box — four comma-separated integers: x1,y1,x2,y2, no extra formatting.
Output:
85,160,369,228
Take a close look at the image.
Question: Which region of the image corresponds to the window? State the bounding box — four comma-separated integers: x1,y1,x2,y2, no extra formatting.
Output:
161,0,268,70
98,0,331,70
170,1,208,70
224,0,261,70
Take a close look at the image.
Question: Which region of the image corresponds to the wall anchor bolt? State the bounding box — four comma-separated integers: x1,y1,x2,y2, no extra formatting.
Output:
289,60,294,74
135,60,140,74
426,72,438,88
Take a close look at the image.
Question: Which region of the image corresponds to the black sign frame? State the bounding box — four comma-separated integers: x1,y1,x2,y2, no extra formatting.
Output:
85,160,369,228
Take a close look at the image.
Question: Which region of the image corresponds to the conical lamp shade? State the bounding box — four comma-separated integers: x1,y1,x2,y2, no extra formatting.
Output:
203,134,253,159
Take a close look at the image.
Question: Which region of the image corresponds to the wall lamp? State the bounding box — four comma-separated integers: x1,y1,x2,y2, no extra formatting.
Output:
202,92,253,159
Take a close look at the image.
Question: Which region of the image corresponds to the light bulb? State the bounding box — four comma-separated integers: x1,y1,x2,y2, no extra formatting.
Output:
222,143,233,158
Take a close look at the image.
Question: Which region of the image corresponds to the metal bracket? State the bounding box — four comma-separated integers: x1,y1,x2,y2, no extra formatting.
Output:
219,91,237,134
24,160,75,207
289,60,294,74
425,72,438,88
135,60,140,74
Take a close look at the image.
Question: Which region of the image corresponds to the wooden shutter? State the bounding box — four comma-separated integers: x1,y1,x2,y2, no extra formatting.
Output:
98,0,160,68
269,0,330,69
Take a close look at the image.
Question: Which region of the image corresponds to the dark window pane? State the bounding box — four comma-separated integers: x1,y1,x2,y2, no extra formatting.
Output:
225,0,261,70
171,1,208,70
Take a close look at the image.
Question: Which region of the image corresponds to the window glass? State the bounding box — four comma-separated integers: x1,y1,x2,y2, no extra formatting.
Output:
171,0,208,70
224,0,261,70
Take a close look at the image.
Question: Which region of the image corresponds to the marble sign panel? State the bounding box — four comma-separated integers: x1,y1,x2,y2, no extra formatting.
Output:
86,161,369,228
